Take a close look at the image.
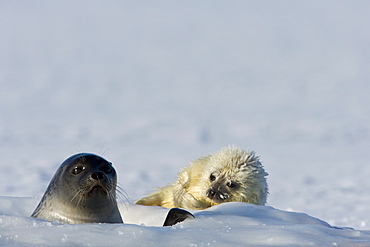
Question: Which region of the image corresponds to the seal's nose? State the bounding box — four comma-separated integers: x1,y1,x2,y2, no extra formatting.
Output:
91,172,105,180
206,188,217,199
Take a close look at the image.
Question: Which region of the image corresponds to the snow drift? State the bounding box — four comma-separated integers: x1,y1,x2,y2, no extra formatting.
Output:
1,197,370,246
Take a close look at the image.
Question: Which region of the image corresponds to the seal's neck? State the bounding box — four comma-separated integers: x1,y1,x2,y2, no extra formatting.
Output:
66,196,123,224
44,195,123,224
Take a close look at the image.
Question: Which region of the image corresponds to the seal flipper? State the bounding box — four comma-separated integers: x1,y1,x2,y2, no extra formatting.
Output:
163,208,194,226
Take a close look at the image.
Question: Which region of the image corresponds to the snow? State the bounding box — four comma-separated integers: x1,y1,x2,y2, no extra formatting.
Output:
1,0,370,245
2,198,370,246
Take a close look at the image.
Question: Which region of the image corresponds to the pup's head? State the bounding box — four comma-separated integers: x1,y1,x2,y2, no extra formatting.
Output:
202,146,268,206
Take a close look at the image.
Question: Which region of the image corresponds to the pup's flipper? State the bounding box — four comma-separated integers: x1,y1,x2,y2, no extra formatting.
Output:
163,208,194,226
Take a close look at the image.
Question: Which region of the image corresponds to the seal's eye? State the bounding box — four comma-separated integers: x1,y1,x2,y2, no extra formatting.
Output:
227,182,236,188
71,166,85,175
100,163,113,174
210,174,216,181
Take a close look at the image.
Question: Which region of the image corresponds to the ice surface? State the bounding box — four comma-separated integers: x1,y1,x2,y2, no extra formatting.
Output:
1,0,370,245
1,197,370,246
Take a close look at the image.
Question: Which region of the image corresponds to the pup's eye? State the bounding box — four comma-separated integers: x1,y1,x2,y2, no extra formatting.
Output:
210,174,216,181
227,182,236,188
71,166,85,175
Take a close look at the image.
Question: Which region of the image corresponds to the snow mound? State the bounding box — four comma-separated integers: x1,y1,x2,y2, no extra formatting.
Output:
1,197,370,246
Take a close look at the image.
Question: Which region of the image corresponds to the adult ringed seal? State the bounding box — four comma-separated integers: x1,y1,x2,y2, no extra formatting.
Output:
31,153,123,224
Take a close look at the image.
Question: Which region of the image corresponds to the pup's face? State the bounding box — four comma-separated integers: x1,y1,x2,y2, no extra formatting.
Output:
205,170,243,204
191,147,267,207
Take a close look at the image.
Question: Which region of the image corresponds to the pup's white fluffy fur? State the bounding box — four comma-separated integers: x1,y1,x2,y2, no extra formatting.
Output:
135,146,268,210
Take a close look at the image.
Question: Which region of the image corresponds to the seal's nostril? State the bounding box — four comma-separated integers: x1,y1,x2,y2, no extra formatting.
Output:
91,172,104,180
207,189,217,198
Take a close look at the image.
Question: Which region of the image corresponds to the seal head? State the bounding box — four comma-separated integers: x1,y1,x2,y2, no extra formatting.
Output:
31,153,123,224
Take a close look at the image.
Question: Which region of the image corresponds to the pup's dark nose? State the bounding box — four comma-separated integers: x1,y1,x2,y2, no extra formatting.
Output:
91,172,105,180
207,189,216,197
206,188,229,202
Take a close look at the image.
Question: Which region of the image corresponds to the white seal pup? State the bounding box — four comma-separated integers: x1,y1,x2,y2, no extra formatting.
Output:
31,153,123,224
135,146,268,210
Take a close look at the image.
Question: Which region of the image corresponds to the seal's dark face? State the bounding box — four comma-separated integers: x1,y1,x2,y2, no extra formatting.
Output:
206,172,240,204
59,153,117,204
31,153,123,223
